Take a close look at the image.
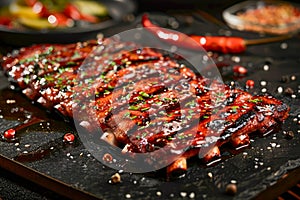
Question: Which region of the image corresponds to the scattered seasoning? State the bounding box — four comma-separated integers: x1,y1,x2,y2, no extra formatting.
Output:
225,183,237,195
277,86,283,93
231,56,240,63
291,75,296,81
231,180,237,184
189,192,196,199
233,65,247,75
207,172,213,178
281,75,290,83
280,43,288,49
110,173,121,184
260,81,267,86
246,79,255,88
63,133,75,143
284,87,294,95
156,191,162,196
103,153,113,162
270,142,277,148
261,88,267,93
6,99,16,104
3,128,16,139
263,64,270,71
180,192,187,197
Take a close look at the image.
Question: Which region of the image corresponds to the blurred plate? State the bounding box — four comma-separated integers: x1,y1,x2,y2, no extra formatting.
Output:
0,0,136,45
222,0,300,35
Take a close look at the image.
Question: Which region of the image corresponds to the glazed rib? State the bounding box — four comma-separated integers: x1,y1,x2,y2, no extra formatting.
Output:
1,39,290,174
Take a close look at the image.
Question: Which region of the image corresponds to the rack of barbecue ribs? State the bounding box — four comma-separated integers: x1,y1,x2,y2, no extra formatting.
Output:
1,38,290,177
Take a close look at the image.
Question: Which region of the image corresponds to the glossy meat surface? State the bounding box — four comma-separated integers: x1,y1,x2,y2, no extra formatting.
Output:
1,39,290,172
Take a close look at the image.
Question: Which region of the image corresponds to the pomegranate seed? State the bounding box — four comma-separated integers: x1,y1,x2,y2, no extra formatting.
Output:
246,79,255,88
233,65,247,75
3,128,16,139
63,133,75,143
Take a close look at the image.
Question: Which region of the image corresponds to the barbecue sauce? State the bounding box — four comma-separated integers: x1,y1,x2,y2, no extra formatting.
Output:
0,87,77,163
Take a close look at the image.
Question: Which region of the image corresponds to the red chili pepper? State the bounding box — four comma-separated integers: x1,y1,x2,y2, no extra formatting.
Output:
189,35,246,54
50,13,74,27
142,14,291,53
64,3,99,23
24,0,38,7
64,3,82,20
0,17,13,28
142,14,204,51
142,14,247,54
80,14,99,23
33,2,51,18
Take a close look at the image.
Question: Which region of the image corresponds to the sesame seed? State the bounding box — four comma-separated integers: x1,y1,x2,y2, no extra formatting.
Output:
291,75,296,81
260,81,267,86
280,43,288,49
189,192,195,199
263,65,269,71
208,172,213,178
270,143,276,148
180,192,187,197
231,56,240,63
277,86,283,93
231,180,237,184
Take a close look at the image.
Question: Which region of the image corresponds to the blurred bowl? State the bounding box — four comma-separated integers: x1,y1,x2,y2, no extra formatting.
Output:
222,0,300,35
0,0,136,45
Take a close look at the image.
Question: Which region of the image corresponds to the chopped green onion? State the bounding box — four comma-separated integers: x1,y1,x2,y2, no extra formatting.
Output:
141,107,150,111
139,91,149,98
130,115,137,120
128,105,140,110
